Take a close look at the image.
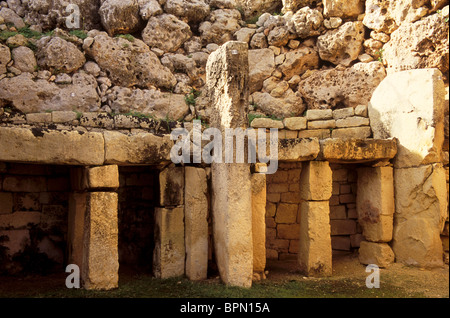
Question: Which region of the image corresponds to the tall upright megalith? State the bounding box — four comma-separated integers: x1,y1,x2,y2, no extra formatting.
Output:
369,69,447,268
206,41,253,287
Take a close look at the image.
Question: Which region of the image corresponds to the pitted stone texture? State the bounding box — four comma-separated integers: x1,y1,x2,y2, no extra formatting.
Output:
138,0,163,19
107,86,189,120
299,61,386,110
71,165,119,190
323,0,364,18
185,167,208,281
277,138,320,162
199,9,242,45
298,200,332,277
99,0,143,36
153,207,185,279
142,14,192,53
0,127,104,166
251,90,305,118
393,164,447,268
299,161,332,201
317,21,365,66
383,12,449,80
289,6,324,39
358,241,395,268
369,69,445,168
82,192,119,290
164,0,210,22
357,167,394,242
235,0,281,18
84,33,176,89
36,37,86,73
279,46,319,79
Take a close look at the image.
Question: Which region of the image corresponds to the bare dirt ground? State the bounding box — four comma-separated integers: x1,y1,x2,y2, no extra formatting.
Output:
266,252,449,298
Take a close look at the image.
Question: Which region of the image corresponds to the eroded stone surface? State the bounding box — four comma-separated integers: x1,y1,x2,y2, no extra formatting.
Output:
358,241,395,268
369,69,445,168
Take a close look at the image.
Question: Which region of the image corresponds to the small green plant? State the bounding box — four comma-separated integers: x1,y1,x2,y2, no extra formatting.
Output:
0,30,18,41
184,89,201,107
73,110,82,120
246,14,261,25
248,113,266,125
4,107,12,113
69,29,88,40
123,111,153,119
18,27,43,39
273,12,284,16
26,41,37,52
235,6,245,17
116,34,135,42
376,48,385,63
45,110,53,113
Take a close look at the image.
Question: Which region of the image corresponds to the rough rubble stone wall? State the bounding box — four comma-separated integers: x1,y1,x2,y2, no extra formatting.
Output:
1,1,447,127
0,162,70,274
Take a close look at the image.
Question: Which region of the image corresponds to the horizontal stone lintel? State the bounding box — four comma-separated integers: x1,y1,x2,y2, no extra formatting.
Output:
319,138,398,163
1,127,397,166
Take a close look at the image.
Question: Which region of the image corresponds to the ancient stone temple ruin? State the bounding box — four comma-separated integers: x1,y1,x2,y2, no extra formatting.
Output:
0,0,448,290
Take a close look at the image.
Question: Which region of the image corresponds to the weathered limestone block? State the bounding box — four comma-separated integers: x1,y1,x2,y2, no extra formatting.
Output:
0,193,13,214
283,117,307,130
11,46,37,73
82,192,119,290
70,166,120,191
323,0,364,18
382,12,449,79
281,0,315,14
0,43,11,75
279,46,320,80
369,69,445,168
0,73,100,113
0,230,30,257
248,48,275,93
357,167,394,242
320,138,397,163
393,164,447,268
298,200,332,277
153,206,185,279
299,161,332,201
104,131,172,165
358,241,395,268
252,173,266,274
142,14,192,53
317,21,365,66
84,33,177,89
250,90,305,118
250,118,284,129
99,0,143,36
185,167,208,281
0,212,41,228
207,41,253,288
236,0,280,18
160,165,184,206
277,138,320,162
36,37,86,73
299,61,386,110
164,0,211,23
0,127,104,166
289,6,324,39
199,9,242,45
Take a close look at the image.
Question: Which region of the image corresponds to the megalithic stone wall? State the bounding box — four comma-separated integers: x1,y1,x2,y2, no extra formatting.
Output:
207,41,253,288
369,69,448,268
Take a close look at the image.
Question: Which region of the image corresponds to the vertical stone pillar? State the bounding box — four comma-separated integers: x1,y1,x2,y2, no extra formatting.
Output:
251,173,266,278
153,207,185,279
356,166,395,267
298,161,332,277
369,69,447,268
392,164,447,268
153,164,185,279
68,165,120,290
185,167,208,281
207,41,253,287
